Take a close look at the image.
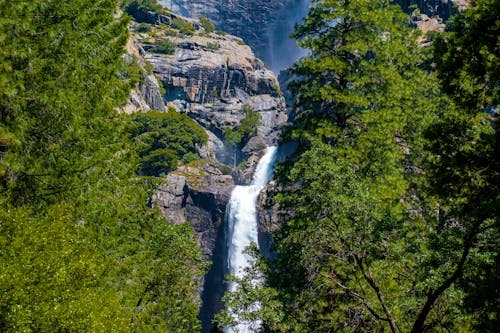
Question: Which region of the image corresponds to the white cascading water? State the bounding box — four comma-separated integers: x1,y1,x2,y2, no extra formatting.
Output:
225,146,278,333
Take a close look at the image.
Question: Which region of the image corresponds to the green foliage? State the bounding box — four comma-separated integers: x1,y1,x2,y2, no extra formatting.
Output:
206,42,220,51
122,54,144,87
129,109,208,176
150,39,175,54
428,1,500,330
220,0,498,332
223,104,261,146
134,22,152,33
172,17,196,35
124,0,164,14
223,127,243,147
0,0,205,331
0,204,128,332
182,151,201,164
240,104,261,135
199,15,215,33
434,0,499,110
222,104,261,168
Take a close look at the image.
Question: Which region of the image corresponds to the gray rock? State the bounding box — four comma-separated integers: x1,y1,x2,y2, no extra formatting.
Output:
142,75,167,111
137,19,287,145
397,0,471,22
153,161,234,258
162,0,289,63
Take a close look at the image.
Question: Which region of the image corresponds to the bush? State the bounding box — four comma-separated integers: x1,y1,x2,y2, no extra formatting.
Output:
206,42,220,51
129,110,208,176
134,22,152,33
199,15,214,33
125,0,165,15
172,18,195,35
150,39,175,54
223,104,261,146
182,152,201,164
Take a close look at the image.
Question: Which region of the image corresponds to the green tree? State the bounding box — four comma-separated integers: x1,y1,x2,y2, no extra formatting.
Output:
0,1,206,331
199,15,215,33
218,0,477,332
422,1,500,331
129,108,208,176
223,104,261,167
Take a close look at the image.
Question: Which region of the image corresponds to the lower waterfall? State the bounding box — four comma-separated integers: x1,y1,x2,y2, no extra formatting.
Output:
224,146,278,332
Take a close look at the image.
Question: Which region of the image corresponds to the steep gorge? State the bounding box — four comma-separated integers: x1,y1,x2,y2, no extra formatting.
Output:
123,4,288,330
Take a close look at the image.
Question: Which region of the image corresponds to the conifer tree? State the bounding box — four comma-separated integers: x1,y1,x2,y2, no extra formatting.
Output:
0,1,206,331
219,1,499,332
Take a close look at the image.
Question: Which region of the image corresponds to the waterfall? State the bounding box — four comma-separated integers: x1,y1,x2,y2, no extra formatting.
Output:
224,146,278,333
267,0,310,73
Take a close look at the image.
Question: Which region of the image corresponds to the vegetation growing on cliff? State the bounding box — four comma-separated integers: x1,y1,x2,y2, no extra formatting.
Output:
129,108,208,176
0,0,205,331
223,104,262,167
220,0,499,332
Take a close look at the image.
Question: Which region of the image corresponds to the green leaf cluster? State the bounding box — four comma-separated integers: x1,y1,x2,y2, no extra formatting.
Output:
223,104,261,146
124,0,165,15
129,108,208,176
150,39,176,54
172,17,196,36
199,15,215,33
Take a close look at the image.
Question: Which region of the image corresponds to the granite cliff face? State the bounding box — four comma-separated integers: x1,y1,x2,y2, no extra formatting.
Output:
152,160,233,331
398,0,471,19
160,0,285,60
120,38,167,113
399,0,471,34
126,1,288,253
146,33,286,146
159,0,311,72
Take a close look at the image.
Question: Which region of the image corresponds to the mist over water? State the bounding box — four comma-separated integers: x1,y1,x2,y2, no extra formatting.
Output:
267,0,310,74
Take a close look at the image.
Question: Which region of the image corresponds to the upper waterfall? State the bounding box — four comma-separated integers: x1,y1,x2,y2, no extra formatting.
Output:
267,0,310,73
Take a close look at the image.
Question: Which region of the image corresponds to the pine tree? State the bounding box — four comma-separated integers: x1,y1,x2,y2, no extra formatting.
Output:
0,1,206,331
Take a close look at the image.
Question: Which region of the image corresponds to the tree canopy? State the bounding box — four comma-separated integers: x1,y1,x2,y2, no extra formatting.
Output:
219,0,499,332
0,1,206,331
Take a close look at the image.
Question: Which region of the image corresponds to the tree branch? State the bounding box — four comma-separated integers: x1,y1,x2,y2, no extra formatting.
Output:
410,222,479,333
354,254,398,333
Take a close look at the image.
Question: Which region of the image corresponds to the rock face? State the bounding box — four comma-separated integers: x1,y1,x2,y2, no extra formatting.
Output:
160,0,286,60
152,160,233,332
153,161,234,257
120,37,167,113
129,8,287,183
398,0,471,20
144,32,287,146
142,74,167,111
126,3,287,178
159,0,311,72
401,1,472,39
